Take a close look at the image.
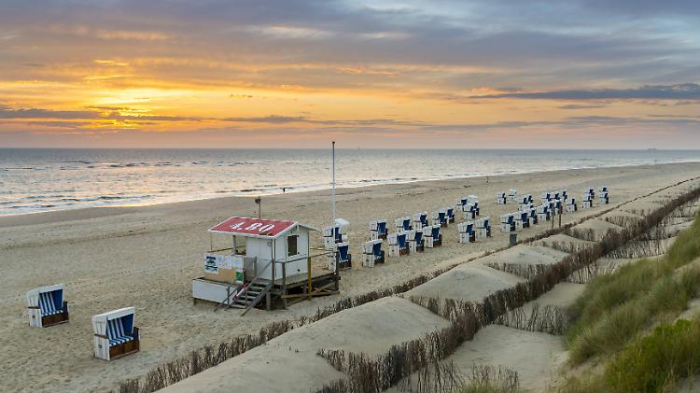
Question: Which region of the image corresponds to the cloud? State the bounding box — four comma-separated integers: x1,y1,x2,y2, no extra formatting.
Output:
475,83,700,100
222,115,310,124
0,107,99,119
558,104,608,110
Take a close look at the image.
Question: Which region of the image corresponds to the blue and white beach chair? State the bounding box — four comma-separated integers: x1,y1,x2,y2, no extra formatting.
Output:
336,242,352,270
27,284,69,328
388,232,409,257
423,225,440,248
598,187,609,204
92,307,140,361
500,213,515,232
362,239,385,267
476,217,491,239
370,219,388,240
537,204,550,222
516,211,530,229
395,217,412,232
458,222,476,243
566,197,578,212
496,192,507,204
408,230,425,252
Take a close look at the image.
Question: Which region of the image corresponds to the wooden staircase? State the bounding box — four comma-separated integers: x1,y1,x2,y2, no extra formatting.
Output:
214,259,272,315
232,281,273,315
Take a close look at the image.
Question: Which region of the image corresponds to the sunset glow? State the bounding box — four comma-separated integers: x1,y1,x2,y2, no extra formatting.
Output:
1,0,700,148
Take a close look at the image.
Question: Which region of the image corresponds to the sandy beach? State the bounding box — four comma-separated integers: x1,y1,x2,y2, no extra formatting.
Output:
2,162,700,392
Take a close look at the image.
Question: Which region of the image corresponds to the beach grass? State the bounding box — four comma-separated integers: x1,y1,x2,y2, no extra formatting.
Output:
559,210,700,391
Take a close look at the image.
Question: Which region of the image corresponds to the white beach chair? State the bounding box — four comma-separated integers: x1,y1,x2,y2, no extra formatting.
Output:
566,197,578,213
27,284,69,328
362,239,385,268
598,190,609,205
582,193,593,209
92,307,140,361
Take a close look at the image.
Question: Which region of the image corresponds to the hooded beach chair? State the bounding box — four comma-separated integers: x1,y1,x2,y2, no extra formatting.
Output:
446,207,455,223
424,225,442,248
500,213,515,232
369,219,388,240
457,197,468,211
458,221,476,243
336,242,352,270
462,203,476,220
27,284,69,328
395,216,412,231
92,307,140,361
408,230,424,252
388,232,409,257
582,193,593,209
529,207,538,225
598,188,609,205
362,239,385,267
516,211,530,229
496,192,507,205
566,197,578,212
439,208,448,226
508,189,518,202
537,204,550,222
476,217,491,239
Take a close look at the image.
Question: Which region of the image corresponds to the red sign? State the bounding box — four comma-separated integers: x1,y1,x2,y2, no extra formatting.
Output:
209,216,297,238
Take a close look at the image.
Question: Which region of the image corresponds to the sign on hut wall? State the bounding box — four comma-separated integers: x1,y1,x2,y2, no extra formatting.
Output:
204,254,244,283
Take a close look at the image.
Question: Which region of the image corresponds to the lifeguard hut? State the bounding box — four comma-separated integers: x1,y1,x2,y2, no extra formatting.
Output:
192,216,338,314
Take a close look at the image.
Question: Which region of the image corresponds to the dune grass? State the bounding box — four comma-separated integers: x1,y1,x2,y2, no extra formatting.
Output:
565,211,700,365
557,210,700,391
605,317,700,392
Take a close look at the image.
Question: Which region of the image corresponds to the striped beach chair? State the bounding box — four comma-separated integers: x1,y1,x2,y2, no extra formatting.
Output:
26,284,69,328
92,307,140,361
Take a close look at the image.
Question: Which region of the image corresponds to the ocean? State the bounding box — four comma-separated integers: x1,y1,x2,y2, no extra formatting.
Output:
1,148,699,216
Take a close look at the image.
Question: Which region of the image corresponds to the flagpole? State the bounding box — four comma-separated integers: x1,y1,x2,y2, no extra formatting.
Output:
332,141,336,227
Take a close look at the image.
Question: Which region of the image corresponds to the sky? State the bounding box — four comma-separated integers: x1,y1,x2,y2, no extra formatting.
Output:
1,0,700,149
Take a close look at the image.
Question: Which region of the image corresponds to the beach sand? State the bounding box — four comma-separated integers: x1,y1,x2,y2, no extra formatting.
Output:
2,162,700,392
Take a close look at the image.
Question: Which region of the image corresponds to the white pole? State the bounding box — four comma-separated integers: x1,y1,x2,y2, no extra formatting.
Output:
332,141,336,227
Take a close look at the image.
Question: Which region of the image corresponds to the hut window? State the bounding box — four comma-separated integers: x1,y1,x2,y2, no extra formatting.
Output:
287,235,299,256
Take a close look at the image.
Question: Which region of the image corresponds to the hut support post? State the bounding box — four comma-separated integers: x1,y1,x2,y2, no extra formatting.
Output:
307,256,312,300
282,262,287,309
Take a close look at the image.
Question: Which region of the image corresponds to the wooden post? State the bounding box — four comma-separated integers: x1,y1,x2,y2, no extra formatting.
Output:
307,256,312,300
282,262,287,309
558,210,562,228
